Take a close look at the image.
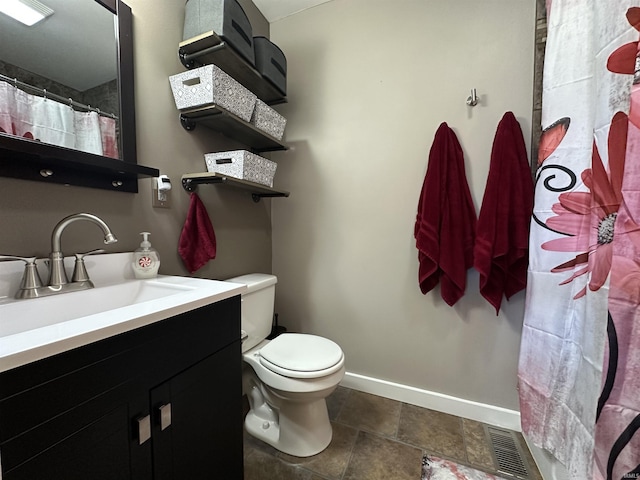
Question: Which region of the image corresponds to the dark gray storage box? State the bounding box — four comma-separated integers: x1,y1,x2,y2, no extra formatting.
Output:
253,36,287,96
183,0,255,66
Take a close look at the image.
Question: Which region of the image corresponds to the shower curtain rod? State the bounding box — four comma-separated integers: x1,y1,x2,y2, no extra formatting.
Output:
0,73,119,120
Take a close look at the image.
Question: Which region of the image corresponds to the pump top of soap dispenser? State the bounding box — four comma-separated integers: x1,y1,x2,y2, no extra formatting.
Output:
139,232,152,250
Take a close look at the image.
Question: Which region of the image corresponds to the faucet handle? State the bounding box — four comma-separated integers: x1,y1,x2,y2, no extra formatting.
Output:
0,255,37,264
74,249,105,260
0,255,44,295
71,249,104,283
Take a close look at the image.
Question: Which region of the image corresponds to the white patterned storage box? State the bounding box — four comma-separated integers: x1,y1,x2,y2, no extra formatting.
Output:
205,150,277,187
250,100,286,140
169,64,257,122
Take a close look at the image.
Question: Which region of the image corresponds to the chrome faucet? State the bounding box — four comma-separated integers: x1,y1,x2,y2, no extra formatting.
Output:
1,213,117,299
48,213,117,287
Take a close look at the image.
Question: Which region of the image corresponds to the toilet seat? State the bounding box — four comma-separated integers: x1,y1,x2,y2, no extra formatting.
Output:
259,333,344,379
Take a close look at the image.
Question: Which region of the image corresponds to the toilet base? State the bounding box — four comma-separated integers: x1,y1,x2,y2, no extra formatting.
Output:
244,383,333,457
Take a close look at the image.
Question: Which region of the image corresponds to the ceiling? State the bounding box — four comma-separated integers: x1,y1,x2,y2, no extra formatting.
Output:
252,0,333,22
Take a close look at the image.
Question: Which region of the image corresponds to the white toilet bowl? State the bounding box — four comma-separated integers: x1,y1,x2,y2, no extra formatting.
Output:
242,333,345,457
224,273,345,457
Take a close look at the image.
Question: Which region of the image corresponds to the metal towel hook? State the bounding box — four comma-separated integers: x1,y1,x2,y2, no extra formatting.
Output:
466,88,479,107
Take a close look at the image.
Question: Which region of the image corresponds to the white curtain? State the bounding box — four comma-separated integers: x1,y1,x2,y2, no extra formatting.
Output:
28,95,76,149
519,1,640,478
0,80,118,157
74,111,103,155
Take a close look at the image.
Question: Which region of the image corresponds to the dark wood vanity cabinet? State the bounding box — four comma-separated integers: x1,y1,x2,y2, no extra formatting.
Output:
0,296,244,480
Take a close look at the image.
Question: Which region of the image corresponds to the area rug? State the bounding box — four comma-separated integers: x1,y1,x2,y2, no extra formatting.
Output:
421,455,510,480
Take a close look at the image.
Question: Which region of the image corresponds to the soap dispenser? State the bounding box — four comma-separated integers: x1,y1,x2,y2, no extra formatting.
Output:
132,232,160,279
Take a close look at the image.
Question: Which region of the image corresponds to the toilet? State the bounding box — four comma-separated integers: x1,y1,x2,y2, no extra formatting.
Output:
226,273,345,457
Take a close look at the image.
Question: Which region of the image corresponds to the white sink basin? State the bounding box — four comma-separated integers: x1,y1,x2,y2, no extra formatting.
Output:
0,254,246,372
1,278,205,337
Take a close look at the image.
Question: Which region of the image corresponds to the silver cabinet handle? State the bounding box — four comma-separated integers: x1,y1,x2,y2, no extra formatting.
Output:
158,403,172,431
137,414,151,445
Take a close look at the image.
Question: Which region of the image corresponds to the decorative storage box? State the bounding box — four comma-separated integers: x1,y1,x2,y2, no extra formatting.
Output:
253,36,287,96
169,64,257,122
250,100,286,140
183,0,255,66
205,150,277,187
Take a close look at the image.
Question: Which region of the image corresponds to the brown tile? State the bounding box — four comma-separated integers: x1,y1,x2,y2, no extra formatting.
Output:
462,419,496,472
397,404,466,461
244,440,317,480
326,385,350,420
343,431,422,480
336,390,401,437
277,422,358,479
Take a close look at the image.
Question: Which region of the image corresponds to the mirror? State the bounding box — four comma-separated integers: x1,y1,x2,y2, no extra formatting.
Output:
0,0,158,192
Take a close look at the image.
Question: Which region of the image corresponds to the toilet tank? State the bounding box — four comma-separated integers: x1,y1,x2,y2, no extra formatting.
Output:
225,273,277,352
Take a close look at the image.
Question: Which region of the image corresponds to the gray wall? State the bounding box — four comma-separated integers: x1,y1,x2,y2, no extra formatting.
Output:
270,0,535,412
0,0,272,281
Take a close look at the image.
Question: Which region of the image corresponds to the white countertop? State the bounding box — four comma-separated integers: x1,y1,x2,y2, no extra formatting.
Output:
0,253,246,373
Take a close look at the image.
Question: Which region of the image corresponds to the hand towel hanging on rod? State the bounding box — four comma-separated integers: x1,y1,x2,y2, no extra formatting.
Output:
0,73,119,119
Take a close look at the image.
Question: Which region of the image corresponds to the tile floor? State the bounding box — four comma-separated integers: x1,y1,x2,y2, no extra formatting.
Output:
243,387,544,480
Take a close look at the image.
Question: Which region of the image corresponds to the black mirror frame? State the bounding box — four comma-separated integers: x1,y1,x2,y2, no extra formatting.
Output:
0,0,158,193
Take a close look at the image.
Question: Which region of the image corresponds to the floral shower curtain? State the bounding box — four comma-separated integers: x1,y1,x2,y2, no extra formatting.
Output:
518,1,640,479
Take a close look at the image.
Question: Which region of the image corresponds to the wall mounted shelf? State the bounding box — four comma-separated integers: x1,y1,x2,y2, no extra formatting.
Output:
179,106,288,153
181,172,289,202
0,133,159,192
179,31,286,105
177,32,291,201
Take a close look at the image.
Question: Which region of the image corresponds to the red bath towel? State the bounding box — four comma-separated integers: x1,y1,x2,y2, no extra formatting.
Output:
414,122,477,306
474,112,533,314
178,193,217,273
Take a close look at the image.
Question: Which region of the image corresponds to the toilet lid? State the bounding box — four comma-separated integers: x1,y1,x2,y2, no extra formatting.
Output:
259,333,344,378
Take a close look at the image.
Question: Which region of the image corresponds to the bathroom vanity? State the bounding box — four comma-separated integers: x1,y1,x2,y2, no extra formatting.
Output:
0,299,242,479
0,255,245,479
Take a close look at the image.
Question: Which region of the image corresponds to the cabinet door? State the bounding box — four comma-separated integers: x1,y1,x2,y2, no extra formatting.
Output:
3,405,132,480
151,341,243,480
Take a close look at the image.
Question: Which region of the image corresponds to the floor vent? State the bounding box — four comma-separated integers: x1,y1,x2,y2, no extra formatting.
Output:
484,426,530,479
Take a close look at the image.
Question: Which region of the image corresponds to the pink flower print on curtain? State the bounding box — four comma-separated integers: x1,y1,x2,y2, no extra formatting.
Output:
99,115,119,159
591,7,640,479
540,112,627,299
0,80,16,135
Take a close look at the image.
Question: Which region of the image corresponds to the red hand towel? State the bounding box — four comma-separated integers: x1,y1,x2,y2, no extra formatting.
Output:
178,193,217,273
414,122,477,306
473,112,533,314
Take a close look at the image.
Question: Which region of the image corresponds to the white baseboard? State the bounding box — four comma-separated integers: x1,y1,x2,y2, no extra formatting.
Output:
340,371,521,432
